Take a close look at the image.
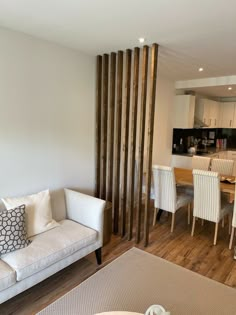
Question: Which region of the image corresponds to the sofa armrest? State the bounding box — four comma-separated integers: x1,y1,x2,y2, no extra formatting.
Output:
64,189,106,245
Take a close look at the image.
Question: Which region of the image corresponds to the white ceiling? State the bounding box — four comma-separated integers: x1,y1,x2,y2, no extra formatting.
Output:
0,0,236,81
184,85,236,98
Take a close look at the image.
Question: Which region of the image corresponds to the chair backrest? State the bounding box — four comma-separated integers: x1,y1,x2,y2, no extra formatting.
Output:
152,165,177,212
211,158,234,176
231,184,236,228
193,169,221,222
192,156,211,170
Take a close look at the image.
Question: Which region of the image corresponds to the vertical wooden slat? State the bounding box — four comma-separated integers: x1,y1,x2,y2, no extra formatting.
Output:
95,55,102,198
100,54,109,200
135,46,149,243
120,49,132,236
144,44,159,246
127,47,140,240
106,53,116,202
112,51,123,234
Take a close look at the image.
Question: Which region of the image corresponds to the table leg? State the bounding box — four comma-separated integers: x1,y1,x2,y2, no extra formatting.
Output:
156,209,163,221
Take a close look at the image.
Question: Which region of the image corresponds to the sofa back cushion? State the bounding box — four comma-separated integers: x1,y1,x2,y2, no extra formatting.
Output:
2,190,60,237
50,189,67,221
0,189,67,222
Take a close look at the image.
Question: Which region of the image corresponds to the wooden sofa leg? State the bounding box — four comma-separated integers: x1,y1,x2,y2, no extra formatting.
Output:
95,248,102,265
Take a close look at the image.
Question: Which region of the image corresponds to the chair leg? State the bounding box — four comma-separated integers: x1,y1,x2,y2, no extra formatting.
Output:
171,213,175,233
191,217,196,236
229,214,232,235
201,219,204,226
187,203,191,225
229,227,235,250
222,217,225,228
153,208,158,226
213,223,219,246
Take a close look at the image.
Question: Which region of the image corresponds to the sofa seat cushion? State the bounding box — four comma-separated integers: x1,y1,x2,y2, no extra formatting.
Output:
0,260,16,291
1,219,97,281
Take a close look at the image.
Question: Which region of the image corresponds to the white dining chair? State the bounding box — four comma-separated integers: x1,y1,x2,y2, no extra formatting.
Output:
192,156,211,170
135,157,155,201
211,158,234,176
192,169,232,245
152,165,193,232
229,184,236,249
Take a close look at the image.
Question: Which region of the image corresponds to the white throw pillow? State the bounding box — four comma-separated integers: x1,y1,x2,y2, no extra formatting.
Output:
2,190,59,238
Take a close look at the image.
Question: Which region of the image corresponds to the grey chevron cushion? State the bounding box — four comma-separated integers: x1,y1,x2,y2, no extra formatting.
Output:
0,205,31,255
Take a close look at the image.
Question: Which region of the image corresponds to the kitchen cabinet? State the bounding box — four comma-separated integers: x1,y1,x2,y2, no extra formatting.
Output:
226,151,236,175
209,100,220,127
209,152,220,159
195,99,220,127
219,102,235,128
171,155,192,169
219,151,227,159
173,95,195,128
209,151,228,159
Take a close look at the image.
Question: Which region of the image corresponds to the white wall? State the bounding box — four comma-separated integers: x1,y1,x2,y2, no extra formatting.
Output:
0,28,174,216
0,27,95,214
152,76,175,165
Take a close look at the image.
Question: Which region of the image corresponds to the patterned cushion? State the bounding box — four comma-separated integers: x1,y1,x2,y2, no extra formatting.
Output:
0,205,30,255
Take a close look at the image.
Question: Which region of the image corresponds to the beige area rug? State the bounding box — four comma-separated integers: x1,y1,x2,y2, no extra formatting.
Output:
37,247,236,315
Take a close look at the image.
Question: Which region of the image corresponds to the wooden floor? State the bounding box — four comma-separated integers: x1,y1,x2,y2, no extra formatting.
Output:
1,206,236,315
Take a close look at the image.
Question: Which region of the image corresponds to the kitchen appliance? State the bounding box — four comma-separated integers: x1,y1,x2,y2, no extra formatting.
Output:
188,146,196,154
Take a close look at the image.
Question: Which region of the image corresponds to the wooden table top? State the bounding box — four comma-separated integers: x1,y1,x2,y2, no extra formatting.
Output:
174,167,236,195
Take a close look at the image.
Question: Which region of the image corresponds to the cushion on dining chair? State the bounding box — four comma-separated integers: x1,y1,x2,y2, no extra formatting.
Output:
176,192,192,210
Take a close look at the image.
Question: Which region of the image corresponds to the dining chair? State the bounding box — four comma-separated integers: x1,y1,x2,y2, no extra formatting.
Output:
192,156,211,170
191,169,232,245
152,165,193,232
229,184,236,249
211,158,234,176
135,157,155,200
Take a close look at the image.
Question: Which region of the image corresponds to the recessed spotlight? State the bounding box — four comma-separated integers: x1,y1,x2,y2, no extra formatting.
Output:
198,67,204,72
138,37,145,44
228,87,232,90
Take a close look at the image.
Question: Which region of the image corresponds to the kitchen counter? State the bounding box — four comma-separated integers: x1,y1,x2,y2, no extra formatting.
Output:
172,149,236,175
172,148,236,158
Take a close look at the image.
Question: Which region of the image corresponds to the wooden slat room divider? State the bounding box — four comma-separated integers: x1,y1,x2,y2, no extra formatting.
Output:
100,54,109,200
135,45,149,244
106,52,116,202
120,49,132,236
95,55,102,198
113,51,123,234
128,47,140,241
144,43,159,246
96,44,159,246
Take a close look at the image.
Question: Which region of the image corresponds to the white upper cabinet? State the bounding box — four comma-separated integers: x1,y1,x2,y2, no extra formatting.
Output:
195,99,220,128
173,95,195,128
219,102,235,128
208,100,220,127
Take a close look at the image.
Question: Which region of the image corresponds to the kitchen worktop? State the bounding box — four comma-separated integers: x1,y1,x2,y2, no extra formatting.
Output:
172,148,236,157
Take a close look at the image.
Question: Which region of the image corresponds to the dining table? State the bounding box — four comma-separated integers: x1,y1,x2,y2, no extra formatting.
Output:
156,167,235,221
174,167,236,195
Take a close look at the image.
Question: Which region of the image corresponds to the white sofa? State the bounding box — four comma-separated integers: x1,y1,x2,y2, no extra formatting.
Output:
0,188,106,304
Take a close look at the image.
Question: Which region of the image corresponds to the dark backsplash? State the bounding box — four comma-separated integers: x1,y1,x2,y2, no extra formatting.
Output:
172,128,236,154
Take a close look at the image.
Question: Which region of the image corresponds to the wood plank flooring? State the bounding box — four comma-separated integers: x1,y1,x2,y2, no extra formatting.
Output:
1,206,236,315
